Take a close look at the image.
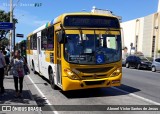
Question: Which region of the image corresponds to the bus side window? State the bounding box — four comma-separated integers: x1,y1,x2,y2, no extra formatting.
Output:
47,26,54,50
33,34,37,50
41,29,47,50
30,35,33,50
26,38,30,50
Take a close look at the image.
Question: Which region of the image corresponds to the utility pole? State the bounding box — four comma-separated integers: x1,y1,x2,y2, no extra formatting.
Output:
13,23,15,53
10,0,13,59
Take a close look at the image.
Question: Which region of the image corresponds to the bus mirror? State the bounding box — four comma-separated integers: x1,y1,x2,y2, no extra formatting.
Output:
58,30,65,44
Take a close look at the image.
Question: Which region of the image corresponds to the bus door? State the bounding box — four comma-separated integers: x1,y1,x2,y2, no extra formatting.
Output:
27,37,31,68
56,32,62,85
37,32,41,73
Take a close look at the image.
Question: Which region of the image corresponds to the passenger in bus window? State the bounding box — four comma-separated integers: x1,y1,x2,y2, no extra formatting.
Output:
66,36,74,55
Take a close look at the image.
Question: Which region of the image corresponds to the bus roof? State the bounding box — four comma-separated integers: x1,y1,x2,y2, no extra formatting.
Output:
27,12,117,36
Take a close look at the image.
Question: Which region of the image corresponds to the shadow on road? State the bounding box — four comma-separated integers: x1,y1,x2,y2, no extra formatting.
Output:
59,84,141,99
32,94,48,106
0,89,33,104
115,84,140,94
35,72,141,99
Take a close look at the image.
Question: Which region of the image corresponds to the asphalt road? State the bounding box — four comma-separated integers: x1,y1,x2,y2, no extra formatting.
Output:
24,67,160,114
119,67,160,103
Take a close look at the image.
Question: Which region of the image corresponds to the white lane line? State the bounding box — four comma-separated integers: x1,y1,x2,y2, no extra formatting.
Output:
112,87,160,105
27,75,59,114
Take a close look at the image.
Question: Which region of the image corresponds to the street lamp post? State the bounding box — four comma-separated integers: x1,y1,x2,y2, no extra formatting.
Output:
13,22,15,53
10,0,22,55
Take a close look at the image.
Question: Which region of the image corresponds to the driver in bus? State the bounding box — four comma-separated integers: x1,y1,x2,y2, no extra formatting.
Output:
65,36,74,55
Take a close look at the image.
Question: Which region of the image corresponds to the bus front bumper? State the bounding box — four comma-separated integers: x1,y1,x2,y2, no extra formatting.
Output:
62,74,122,91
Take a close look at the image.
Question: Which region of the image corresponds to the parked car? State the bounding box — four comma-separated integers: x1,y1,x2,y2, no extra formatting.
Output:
125,55,152,69
151,58,160,72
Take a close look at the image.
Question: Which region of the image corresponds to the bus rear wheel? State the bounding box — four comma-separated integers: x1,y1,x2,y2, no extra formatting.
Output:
49,69,57,90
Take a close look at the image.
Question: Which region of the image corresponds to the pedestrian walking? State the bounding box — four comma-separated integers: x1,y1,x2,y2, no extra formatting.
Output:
8,50,27,98
0,49,6,94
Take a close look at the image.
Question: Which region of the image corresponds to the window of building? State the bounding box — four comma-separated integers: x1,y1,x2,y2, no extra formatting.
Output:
152,36,156,57
135,35,138,52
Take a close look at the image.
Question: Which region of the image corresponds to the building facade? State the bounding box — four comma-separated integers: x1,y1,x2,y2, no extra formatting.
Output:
121,1,160,58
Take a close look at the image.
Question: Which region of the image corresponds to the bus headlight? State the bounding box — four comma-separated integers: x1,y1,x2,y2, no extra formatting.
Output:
110,68,122,77
64,68,80,80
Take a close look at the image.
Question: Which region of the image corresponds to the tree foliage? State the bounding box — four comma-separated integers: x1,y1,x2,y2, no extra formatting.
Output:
0,38,9,47
0,10,18,40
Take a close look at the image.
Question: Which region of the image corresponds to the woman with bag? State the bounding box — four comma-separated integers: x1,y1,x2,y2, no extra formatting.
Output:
9,50,27,97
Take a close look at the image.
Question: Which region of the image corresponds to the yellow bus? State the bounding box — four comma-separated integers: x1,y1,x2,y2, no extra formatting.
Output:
27,12,122,91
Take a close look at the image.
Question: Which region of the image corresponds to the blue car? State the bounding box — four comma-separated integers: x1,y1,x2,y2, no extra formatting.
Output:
125,55,152,70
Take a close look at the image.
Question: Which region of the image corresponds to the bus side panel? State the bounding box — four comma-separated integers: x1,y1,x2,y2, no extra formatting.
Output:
39,50,46,75
26,51,31,69
28,51,33,69
39,50,50,79
33,50,39,72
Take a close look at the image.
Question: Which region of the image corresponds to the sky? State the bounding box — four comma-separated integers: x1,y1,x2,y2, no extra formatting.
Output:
0,0,159,43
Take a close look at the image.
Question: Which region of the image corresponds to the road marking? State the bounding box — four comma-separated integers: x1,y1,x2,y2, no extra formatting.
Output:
112,87,160,105
27,75,59,114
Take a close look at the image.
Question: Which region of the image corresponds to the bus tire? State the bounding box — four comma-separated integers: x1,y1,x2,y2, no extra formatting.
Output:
49,69,57,90
32,62,36,74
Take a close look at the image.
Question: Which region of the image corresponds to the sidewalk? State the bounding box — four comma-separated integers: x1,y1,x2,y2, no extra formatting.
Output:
0,75,41,114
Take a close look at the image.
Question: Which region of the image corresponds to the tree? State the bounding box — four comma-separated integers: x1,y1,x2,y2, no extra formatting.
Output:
0,38,9,47
0,10,18,40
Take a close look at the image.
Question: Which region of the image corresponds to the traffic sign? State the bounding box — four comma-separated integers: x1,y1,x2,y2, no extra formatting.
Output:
16,34,24,38
0,22,13,30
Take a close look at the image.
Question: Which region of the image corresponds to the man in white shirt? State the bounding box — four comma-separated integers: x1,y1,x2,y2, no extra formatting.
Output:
0,48,6,94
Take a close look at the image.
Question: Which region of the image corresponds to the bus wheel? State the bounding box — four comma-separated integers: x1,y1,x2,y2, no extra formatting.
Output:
49,69,57,90
32,62,36,74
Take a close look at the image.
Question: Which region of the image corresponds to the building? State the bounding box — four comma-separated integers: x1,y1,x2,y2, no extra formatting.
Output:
121,0,160,58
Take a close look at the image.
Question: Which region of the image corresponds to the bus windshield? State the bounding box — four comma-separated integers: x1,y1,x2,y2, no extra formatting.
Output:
64,31,121,64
